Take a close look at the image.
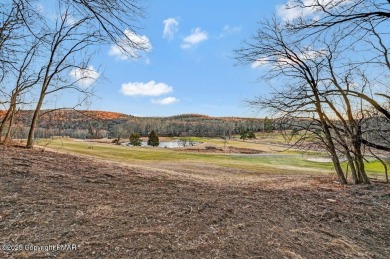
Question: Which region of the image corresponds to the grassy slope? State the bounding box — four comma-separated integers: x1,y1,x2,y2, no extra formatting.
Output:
35,138,388,180
178,136,388,177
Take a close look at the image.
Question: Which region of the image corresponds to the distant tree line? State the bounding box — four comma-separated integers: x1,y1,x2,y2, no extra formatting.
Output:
114,115,268,138
0,110,273,139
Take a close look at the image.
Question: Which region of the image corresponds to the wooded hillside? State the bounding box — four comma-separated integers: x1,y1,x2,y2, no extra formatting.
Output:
0,110,268,139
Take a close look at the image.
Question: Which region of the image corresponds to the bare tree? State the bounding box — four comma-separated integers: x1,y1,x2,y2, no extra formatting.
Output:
0,0,44,143
26,4,99,147
236,19,349,184
66,0,147,57
283,0,390,126
0,38,43,144
283,0,390,33
321,64,372,184
0,0,29,83
236,0,390,184
1,0,148,147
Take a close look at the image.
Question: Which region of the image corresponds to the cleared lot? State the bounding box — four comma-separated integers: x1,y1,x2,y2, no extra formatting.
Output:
0,145,389,258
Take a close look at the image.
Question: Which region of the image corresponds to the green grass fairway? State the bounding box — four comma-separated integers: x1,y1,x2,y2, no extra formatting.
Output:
35,138,388,180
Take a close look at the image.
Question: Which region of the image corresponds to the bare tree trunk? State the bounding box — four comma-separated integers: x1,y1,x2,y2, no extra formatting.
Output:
26,89,46,148
345,150,358,184
352,125,370,184
0,109,12,142
3,105,16,144
314,83,347,184
0,95,17,143
323,126,347,184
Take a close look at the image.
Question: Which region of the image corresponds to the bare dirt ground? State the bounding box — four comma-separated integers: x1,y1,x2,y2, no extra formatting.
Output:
0,145,390,258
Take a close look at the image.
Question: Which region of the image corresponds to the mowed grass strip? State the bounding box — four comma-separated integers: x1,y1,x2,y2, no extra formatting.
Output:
36,139,332,174
36,138,388,178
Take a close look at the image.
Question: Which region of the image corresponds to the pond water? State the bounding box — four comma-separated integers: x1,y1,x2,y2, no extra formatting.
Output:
123,140,201,148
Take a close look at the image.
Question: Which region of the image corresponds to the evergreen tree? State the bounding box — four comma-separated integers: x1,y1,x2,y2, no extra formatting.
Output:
147,130,159,147
129,133,141,146
263,117,273,132
240,130,248,141
247,131,256,139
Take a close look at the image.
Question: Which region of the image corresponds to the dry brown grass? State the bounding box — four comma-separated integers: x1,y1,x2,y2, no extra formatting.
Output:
0,145,389,258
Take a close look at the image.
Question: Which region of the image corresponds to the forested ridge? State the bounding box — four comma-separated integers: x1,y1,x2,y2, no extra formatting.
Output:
0,109,267,139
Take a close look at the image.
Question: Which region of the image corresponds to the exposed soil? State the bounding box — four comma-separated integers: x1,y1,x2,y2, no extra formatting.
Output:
0,145,389,258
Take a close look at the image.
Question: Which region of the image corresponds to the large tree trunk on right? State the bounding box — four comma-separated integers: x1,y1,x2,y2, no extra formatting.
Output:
322,125,347,184
313,88,347,184
329,152,347,184
345,149,358,184
352,125,370,184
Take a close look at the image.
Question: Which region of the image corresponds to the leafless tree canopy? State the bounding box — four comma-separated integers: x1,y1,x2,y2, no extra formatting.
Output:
0,0,147,147
285,0,390,32
236,0,390,184
67,0,147,57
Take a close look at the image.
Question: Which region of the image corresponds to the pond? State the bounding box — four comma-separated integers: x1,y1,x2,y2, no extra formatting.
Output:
123,140,201,148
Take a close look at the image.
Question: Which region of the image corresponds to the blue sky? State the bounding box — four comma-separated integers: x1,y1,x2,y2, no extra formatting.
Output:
64,1,288,117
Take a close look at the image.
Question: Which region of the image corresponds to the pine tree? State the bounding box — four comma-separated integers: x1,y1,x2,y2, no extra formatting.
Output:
263,117,273,132
147,130,159,147
129,133,141,146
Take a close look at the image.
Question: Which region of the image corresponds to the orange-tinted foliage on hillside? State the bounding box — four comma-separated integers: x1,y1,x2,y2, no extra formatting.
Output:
85,111,129,120
0,109,129,123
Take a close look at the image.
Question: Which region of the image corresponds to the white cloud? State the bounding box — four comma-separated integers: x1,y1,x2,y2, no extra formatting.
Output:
180,43,192,49
163,18,179,41
277,0,352,22
219,25,241,38
276,1,303,22
251,58,270,69
109,29,152,60
299,48,327,60
120,81,173,96
181,27,208,49
151,97,179,105
251,48,327,69
69,66,100,87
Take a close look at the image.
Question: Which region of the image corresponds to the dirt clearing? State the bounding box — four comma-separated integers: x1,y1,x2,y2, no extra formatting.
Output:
0,145,389,258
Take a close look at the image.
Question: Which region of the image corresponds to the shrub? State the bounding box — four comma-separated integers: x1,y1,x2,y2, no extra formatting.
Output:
247,131,256,139
240,131,248,141
129,133,141,146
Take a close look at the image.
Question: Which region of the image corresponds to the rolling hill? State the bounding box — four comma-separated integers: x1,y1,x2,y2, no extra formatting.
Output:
0,109,267,139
